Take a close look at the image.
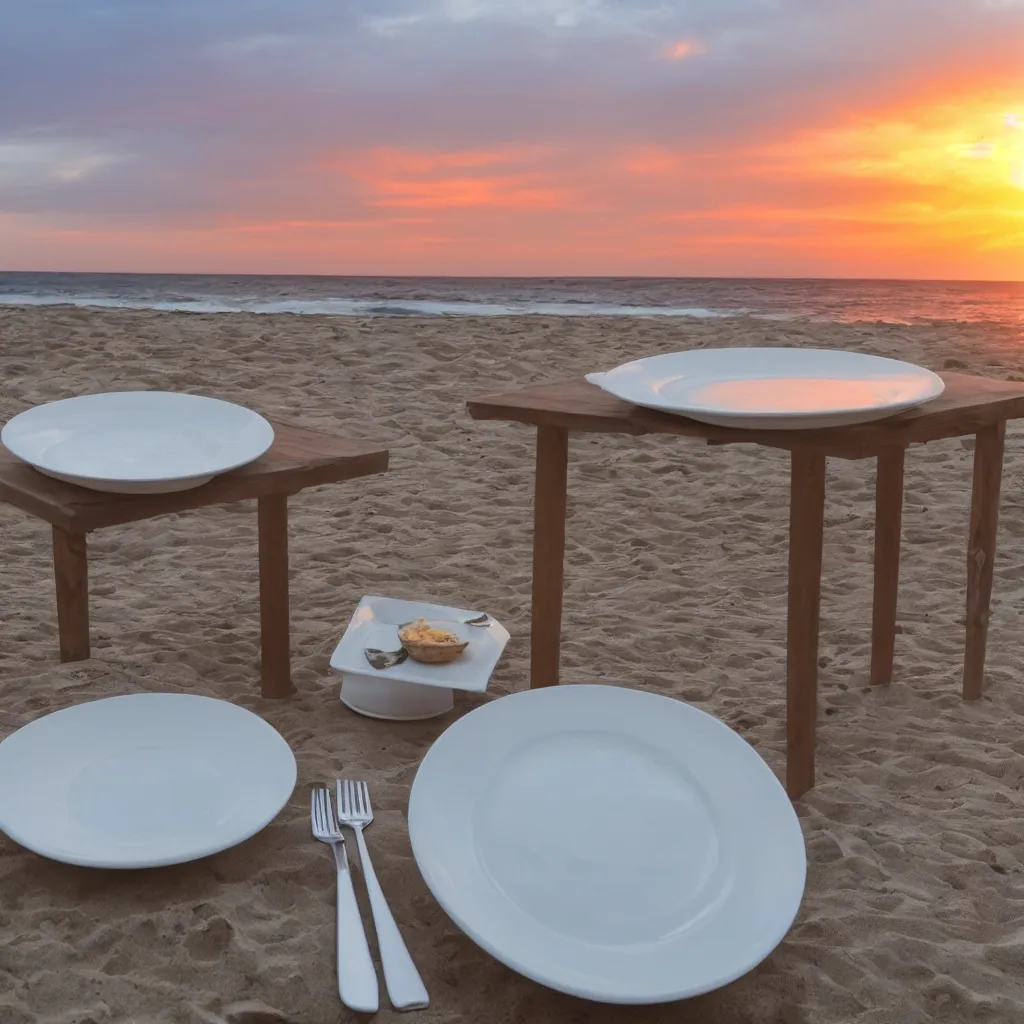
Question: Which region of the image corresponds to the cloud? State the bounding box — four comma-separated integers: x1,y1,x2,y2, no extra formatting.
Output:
0,139,124,188
661,39,706,60
299,143,572,212
368,0,672,32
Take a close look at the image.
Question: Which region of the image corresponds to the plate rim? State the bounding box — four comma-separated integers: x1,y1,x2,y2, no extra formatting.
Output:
1,390,275,485
592,347,945,422
408,683,807,1004
0,692,297,869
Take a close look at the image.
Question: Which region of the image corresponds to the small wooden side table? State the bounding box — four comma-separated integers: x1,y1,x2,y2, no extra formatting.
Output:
468,372,1024,798
0,422,389,698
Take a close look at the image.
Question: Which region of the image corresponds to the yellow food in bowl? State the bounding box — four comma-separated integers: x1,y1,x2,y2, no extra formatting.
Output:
398,618,469,664
399,620,461,645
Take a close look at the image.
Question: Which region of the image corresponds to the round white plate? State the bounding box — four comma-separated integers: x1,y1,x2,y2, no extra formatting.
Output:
408,684,806,1004
1,391,275,493
587,348,945,429
0,693,296,868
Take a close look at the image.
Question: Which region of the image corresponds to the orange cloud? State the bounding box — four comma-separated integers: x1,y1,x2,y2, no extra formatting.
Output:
662,39,705,61
222,216,432,232
368,176,565,209
323,145,571,210
623,146,686,175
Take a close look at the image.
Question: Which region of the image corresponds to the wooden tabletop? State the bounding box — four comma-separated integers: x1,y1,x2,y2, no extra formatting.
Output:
468,372,1024,459
0,421,390,532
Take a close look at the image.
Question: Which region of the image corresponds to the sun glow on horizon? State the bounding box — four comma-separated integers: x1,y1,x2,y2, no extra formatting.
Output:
750,95,1024,259
2,77,1022,279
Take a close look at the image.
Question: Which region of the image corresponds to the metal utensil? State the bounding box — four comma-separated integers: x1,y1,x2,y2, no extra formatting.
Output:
310,785,379,1013
364,647,409,670
337,779,429,1011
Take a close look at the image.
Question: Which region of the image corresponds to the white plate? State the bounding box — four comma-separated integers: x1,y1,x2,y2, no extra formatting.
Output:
330,597,509,719
409,684,805,1004
1,391,275,493
587,348,945,429
0,693,296,868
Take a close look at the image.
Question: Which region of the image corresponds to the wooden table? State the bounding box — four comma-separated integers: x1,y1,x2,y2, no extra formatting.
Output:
0,423,389,698
468,372,1024,798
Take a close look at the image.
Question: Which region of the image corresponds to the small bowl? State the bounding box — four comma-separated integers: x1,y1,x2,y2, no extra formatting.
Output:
401,641,469,665
398,620,469,665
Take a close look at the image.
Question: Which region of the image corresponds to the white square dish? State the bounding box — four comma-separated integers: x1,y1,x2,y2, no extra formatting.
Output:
330,596,510,720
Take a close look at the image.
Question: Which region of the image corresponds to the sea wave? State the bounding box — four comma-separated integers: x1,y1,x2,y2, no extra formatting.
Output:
0,293,746,318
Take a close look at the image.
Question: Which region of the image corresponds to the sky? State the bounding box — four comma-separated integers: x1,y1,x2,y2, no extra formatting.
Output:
1,0,1022,280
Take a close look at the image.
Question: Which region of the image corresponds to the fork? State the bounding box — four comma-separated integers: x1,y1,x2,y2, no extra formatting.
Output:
310,785,379,1014
337,779,429,1011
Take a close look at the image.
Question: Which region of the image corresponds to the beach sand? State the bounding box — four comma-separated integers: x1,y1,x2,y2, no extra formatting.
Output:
2,305,1024,1023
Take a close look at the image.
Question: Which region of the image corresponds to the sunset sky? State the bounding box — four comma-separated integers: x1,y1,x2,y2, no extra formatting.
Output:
1,0,1022,279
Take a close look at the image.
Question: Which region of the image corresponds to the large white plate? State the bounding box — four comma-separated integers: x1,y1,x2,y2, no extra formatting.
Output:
1,391,275,493
409,684,806,1004
587,348,945,429
0,693,296,868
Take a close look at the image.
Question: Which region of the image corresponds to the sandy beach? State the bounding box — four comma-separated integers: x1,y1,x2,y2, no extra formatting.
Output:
2,304,1024,1024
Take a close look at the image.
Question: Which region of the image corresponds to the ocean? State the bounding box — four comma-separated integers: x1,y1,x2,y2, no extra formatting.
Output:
0,271,1021,325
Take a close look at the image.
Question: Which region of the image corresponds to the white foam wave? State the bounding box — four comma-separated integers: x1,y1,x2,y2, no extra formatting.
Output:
0,293,746,319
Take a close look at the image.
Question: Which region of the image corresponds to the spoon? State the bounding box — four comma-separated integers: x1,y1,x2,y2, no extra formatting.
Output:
364,647,409,671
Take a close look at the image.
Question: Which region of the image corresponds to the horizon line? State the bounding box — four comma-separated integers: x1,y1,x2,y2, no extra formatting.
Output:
2,269,1022,286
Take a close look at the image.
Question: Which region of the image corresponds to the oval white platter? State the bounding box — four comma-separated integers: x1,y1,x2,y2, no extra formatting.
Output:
0,693,296,869
586,347,945,429
1,391,275,493
408,684,806,1004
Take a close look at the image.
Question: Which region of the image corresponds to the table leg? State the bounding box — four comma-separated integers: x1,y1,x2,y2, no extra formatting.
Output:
258,494,293,698
530,426,569,688
52,526,90,662
963,421,1006,700
870,447,905,686
787,451,826,799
